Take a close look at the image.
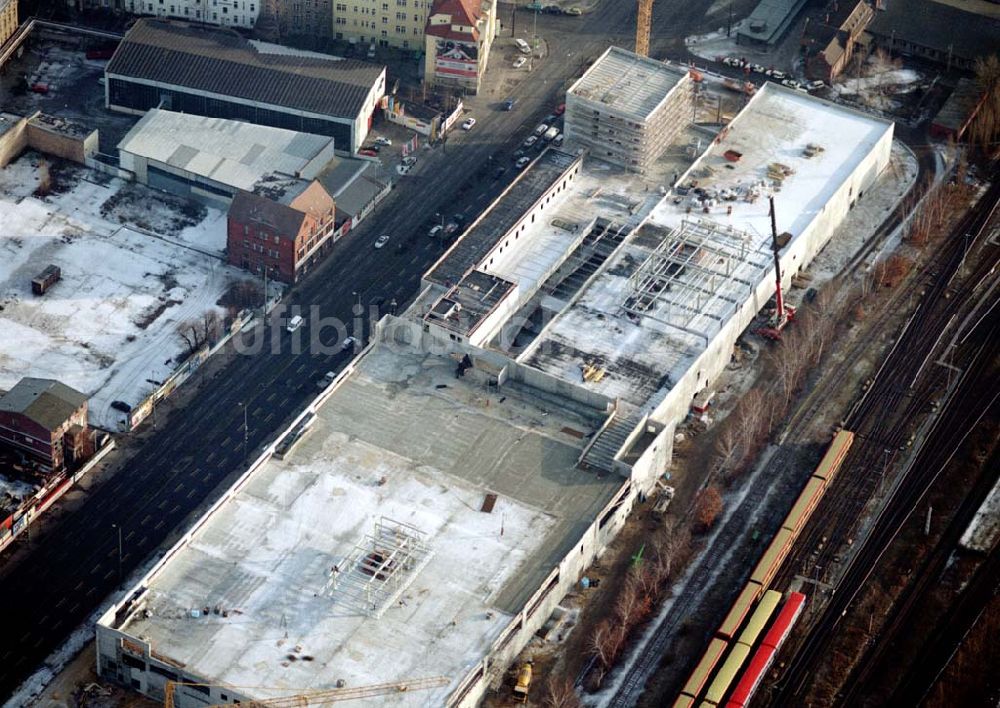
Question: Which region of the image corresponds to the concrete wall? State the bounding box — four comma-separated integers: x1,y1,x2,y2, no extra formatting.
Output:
625,121,894,493
25,121,98,164
0,113,29,168
450,478,635,707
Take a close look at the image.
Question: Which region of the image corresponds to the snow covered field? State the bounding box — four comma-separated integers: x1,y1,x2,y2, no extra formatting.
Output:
0,153,247,429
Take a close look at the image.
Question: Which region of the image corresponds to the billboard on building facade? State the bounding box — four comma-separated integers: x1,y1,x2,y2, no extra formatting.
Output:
434,39,478,79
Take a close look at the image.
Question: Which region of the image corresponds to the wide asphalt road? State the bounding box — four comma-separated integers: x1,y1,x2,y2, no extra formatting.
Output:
0,0,727,698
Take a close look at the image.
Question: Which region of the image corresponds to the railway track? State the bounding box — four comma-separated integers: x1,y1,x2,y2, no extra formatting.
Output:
597,141,939,708
772,178,1000,597
840,437,1000,706
767,177,1000,706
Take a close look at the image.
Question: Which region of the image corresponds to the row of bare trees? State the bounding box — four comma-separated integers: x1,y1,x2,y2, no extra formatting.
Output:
176,310,222,357
586,520,693,691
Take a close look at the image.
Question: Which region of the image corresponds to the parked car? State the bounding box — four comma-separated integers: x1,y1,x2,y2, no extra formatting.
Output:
515,38,531,54
462,117,477,130
722,56,737,66
781,78,802,89
533,123,548,136
359,148,378,157
564,7,582,15
373,136,392,146
513,56,527,69
503,98,517,111
428,224,443,238
402,156,418,167
318,371,337,388
545,5,562,13
806,79,826,91
523,135,538,148
767,69,787,80
374,234,390,249
543,126,559,142
553,133,564,147
287,315,304,332
362,143,381,153
395,163,412,176
751,63,766,74
515,156,531,169
494,165,507,179
554,102,566,115
342,336,358,351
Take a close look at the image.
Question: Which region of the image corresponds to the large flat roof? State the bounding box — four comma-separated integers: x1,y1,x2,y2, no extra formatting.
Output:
524,83,892,407
425,149,581,287
107,19,384,120
117,109,336,194
567,46,689,120
115,345,619,702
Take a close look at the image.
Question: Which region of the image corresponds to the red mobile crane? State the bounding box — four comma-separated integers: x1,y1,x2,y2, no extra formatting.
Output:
755,196,796,340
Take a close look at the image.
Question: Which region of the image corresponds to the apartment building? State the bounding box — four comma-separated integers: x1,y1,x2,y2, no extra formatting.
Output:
0,0,18,47
423,0,498,95
115,0,259,28
332,0,431,50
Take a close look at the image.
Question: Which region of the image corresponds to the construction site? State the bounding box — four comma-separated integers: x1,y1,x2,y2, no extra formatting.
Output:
90,38,901,706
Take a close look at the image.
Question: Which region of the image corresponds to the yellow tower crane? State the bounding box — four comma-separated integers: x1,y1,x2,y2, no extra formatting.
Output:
164,676,449,708
635,0,654,57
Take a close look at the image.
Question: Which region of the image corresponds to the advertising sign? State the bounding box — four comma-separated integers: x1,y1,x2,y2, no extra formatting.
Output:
434,39,478,79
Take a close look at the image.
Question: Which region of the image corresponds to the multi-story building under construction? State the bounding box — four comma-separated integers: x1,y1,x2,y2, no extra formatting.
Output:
564,46,695,175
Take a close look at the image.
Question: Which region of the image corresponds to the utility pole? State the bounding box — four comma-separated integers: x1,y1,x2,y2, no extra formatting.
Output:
727,1,734,37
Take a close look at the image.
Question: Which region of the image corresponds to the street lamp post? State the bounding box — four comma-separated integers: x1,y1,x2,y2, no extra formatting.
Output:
112,523,123,585
239,402,249,462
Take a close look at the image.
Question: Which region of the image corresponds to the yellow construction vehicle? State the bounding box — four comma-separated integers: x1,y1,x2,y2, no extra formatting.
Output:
512,661,533,704
164,676,448,707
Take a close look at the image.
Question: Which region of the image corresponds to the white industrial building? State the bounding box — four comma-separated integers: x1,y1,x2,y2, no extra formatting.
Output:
96,81,893,707
117,109,338,207
106,20,386,154
563,47,695,174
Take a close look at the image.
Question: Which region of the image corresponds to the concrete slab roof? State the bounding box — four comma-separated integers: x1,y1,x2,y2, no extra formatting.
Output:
116,345,619,703
567,47,690,121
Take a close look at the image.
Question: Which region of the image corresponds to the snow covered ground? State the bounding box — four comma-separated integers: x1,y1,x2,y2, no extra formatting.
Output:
0,153,248,429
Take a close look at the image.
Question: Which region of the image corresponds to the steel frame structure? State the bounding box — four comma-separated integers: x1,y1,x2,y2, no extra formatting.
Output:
623,218,772,342
328,517,433,618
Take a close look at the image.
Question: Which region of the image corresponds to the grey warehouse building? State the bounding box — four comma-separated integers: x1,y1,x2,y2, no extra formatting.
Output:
105,19,386,154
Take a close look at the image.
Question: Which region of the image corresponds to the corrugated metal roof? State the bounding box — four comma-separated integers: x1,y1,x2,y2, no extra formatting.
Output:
107,19,384,120
0,378,87,431
117,109,335,193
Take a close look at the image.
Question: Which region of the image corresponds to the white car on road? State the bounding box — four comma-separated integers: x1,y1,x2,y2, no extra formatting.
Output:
374,234,390,249
374,136,392,146
516,156,531,169
461,117,477,130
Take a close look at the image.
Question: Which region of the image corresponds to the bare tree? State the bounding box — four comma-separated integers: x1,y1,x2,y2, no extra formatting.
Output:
201,310,221,345
176,319,201,355
695,485,724,532
714,425,743,475
614,573,641,626
544,676,582,708
590,620,626,669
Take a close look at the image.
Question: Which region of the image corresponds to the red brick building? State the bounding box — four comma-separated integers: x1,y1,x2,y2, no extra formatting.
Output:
227,181,338,284
0,378,89,471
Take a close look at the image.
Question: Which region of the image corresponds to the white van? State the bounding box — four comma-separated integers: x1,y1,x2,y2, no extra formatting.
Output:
515,38,531,55
287,315,304,332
